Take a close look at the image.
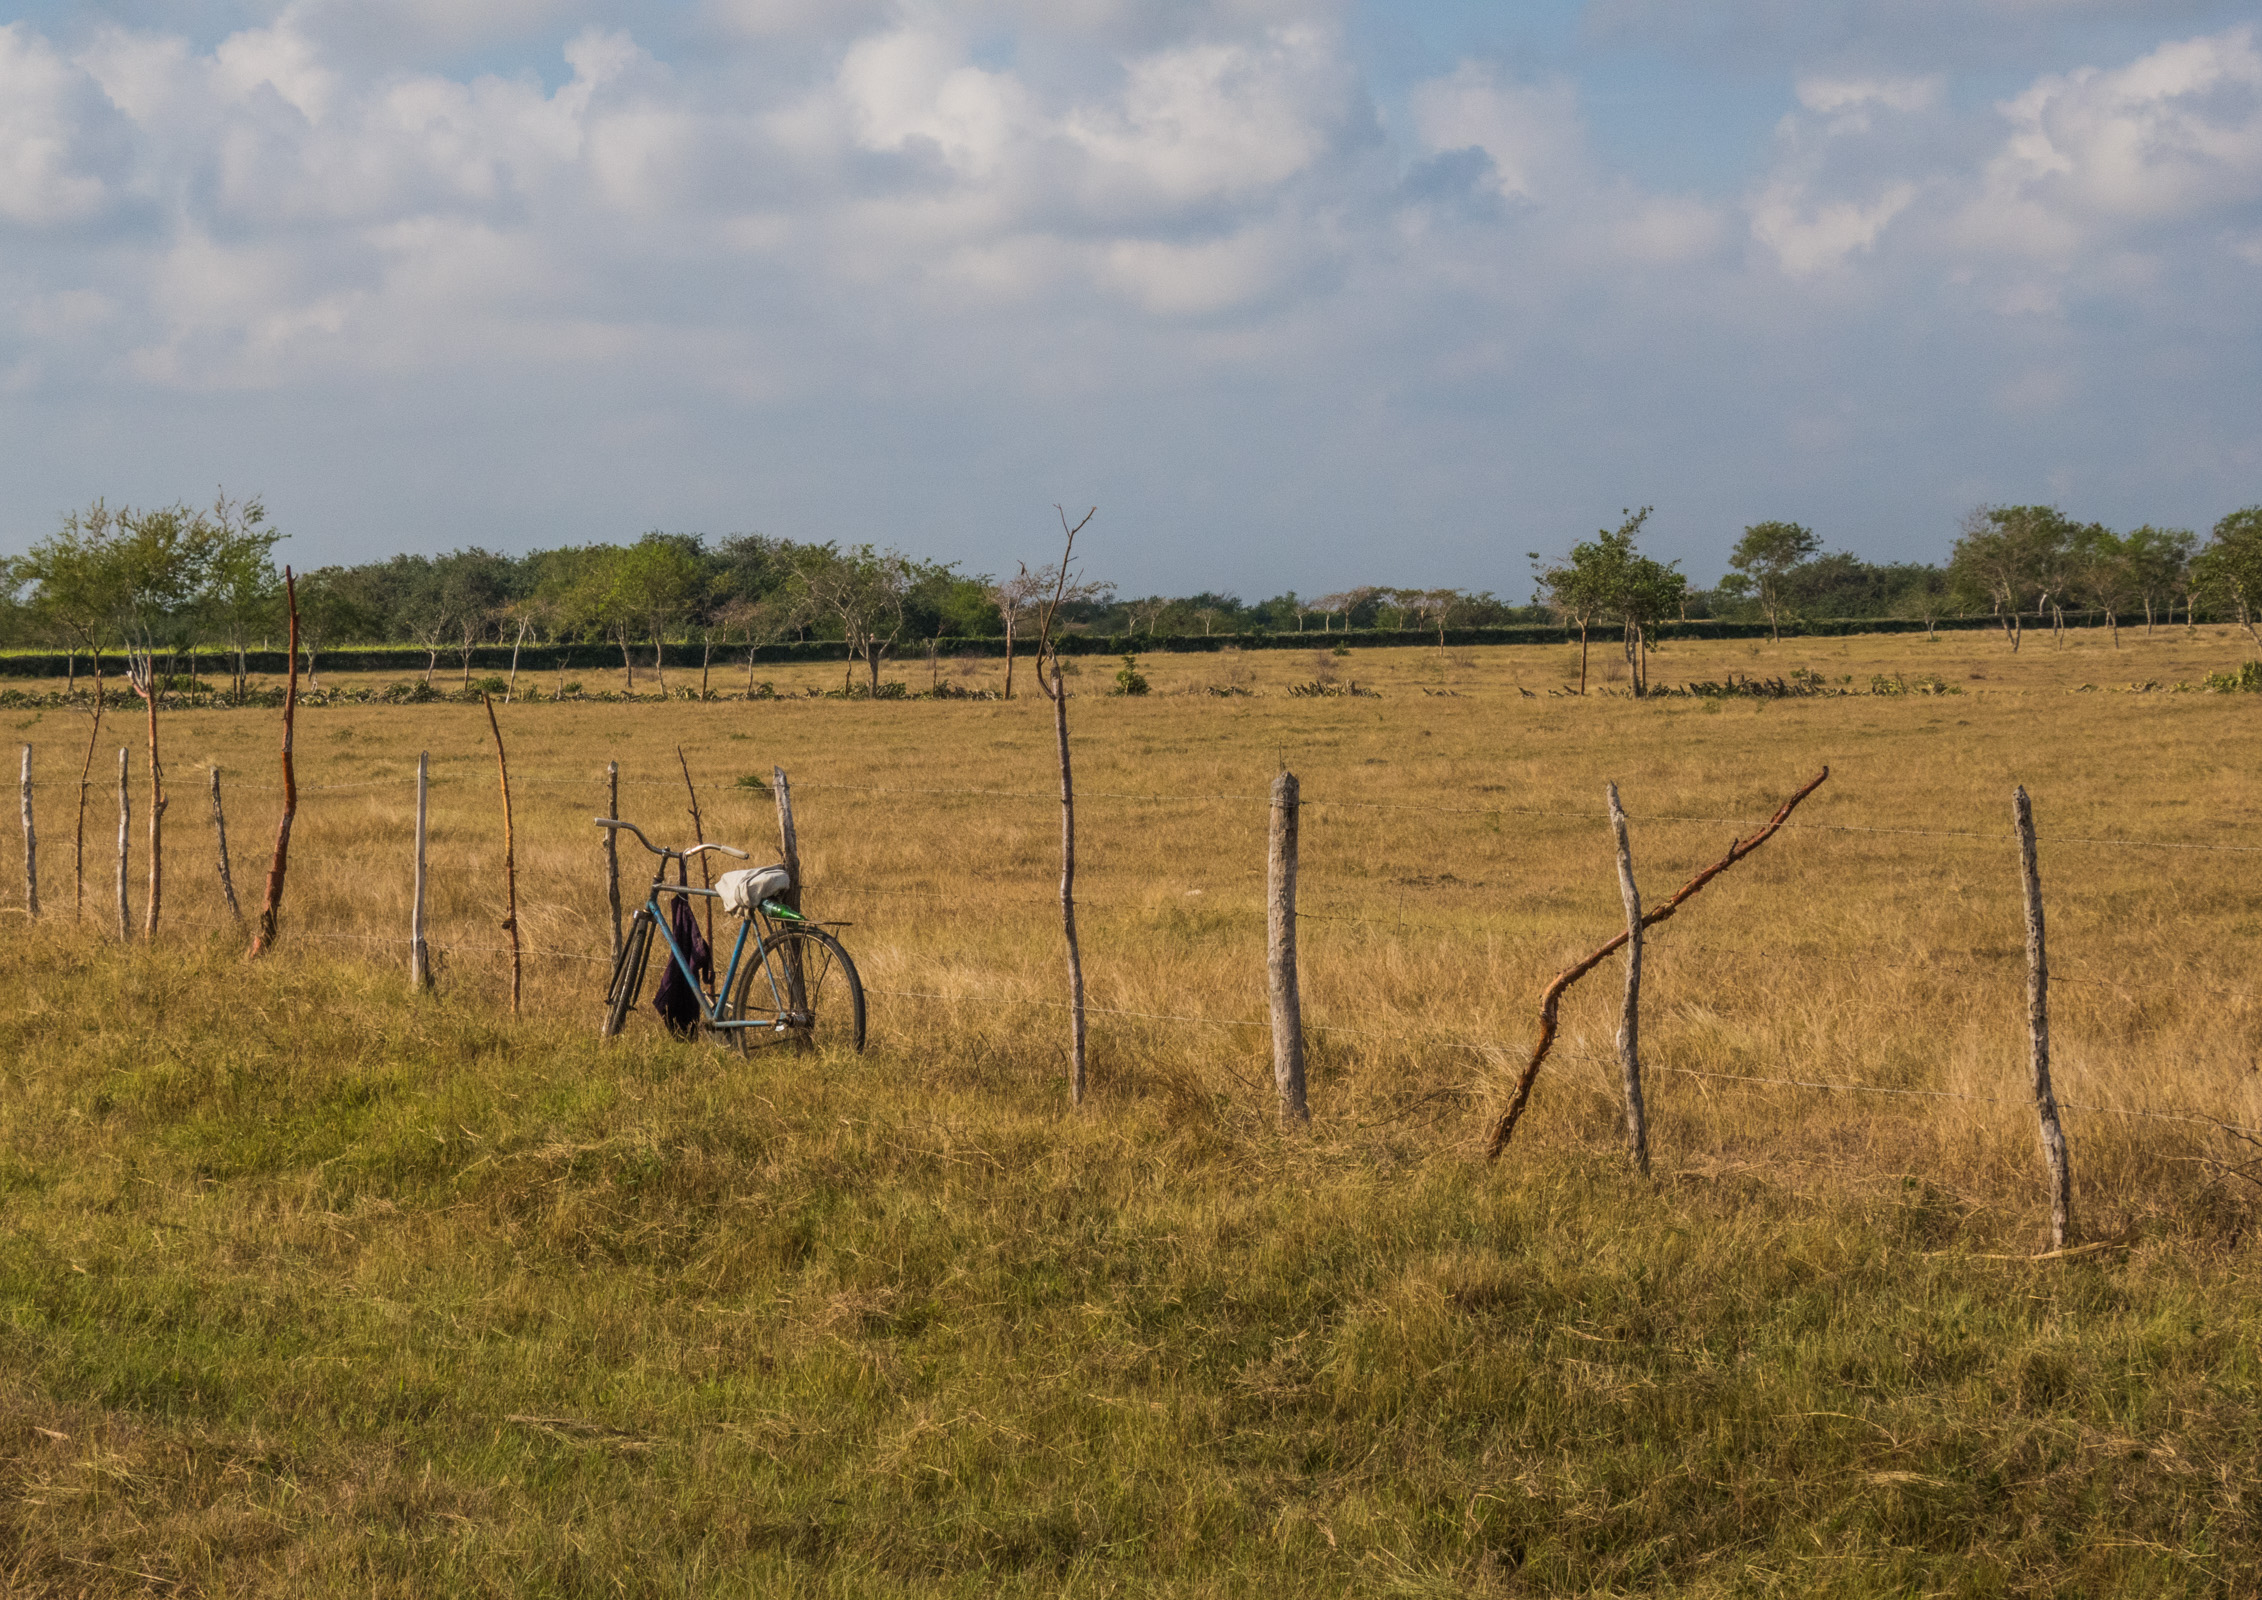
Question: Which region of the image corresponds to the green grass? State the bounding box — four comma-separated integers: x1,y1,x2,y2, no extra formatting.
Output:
4,935,2259,1595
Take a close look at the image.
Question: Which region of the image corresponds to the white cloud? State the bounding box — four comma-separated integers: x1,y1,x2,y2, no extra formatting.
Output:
1751,177,1917,273
1958,23,2262,254
0,23,115,225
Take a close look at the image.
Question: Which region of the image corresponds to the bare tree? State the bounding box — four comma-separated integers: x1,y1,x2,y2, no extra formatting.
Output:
1034,506,1098,1105
990,563,1103,699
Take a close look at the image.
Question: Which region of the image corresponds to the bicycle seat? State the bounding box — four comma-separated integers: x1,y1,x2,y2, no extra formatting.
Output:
716,865,792,915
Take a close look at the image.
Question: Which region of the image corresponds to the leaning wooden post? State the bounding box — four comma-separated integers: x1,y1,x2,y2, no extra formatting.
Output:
605,760,623,962
126,652,166,940
1607,782,1649,1175
20,746,38,920
248,568,300,959
208,768,241,922
411,751,432,990
1268,769,1307,1124
2013,785,2073,1250
115,748,130,941
484,695,521,1016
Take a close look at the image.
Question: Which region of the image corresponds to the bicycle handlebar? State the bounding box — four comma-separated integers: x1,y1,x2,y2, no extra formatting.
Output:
594,818,749,861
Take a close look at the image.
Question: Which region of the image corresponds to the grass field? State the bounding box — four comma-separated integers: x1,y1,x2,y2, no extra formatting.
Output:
4,624,2260,1594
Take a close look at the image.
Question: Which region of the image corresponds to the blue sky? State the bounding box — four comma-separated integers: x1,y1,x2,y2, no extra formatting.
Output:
2,0,2258,596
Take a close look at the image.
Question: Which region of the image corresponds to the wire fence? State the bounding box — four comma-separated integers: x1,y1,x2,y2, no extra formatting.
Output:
13,741,2261,1185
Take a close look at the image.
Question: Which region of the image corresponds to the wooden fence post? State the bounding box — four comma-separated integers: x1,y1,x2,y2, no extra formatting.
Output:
605,760,623,962
209,768,241,922
249,569,299,959
771,765,808,1014
771,765,801,911
678,745,714,951
115,748,129,941
2013,785,2073,1250
1268,770,1307,1124
19,746,36,918
484,695,520,1016
74,668,103,919
1607,782,1649,1175
411,751,432,990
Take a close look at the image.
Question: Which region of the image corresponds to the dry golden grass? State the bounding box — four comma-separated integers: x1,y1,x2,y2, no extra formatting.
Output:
4,623,2260,1594
12,622,2259,1219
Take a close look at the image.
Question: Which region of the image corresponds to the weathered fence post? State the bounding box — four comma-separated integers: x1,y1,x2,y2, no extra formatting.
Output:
1607,782,1650,1175
249,569,300,959
115,748,129,940
1268,769,1307,1125
1051,659,1088,1106
209,768,241,922
2013,785,2073,1250
74,669,103,918
411,751,432,990
20,746,37,920
678,745,714,950
484,695,520,1016
605,760,623,963
771,764,801,911
772,765,808,1014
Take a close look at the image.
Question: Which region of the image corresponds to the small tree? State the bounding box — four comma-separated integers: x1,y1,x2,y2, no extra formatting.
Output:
1727,520,1819,642
790,544,917,695
2072,524,2139,648
989,562,1103,699
1949,505,2079,652
2123,526,2196,633
199,494,283,700
2193,506,2262,644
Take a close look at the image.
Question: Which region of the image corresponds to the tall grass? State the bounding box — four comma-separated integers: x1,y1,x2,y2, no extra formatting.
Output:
4,626,2260,1593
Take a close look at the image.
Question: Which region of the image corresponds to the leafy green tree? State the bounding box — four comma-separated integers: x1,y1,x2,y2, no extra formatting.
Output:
2122,526,2196,633
1948,505,2079,652
2070,524,2138,648
1728,520,1820,641
1535,508,1682,696
198,494,283,699
2192,506,2262,644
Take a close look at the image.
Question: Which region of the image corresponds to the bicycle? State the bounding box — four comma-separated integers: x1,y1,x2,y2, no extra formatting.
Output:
596,817,866,1055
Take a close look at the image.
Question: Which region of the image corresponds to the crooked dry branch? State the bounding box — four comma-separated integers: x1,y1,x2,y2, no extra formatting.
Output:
1487,766,1830,1160
249,569,300,959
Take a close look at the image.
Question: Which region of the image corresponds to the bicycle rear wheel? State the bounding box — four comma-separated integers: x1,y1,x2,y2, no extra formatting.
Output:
722,924,866,1055
602,910,656,1039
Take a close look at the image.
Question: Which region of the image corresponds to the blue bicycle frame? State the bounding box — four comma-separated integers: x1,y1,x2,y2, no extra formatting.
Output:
642,878,809,1033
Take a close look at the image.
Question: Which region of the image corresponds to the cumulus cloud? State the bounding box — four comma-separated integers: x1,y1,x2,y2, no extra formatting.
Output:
0,3,2255,585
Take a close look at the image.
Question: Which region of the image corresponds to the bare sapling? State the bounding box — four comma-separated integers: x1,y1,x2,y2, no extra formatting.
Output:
249,569,301,960
1607,782,1648,1175
1036,505,1098,1105
20,745,38,920
2013,786,2074,1250
1268,769,1308,1125
485,694,521,1015
73,660,103,917
678,744,714,952
115,748,129,940
412,752,433,990
209,768,241,922
125,650,167,939
1489,766,1829,1160
605,760,623,962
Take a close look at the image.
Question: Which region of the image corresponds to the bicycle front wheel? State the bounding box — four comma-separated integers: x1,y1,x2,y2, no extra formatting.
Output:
602,910,656,1040
722,924,866,1056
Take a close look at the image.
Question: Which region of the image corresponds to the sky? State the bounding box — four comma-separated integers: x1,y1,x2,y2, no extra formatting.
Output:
1,0,2258,596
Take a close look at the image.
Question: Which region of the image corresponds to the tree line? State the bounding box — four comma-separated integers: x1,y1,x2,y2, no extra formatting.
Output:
1530,503,2262,695
4,494,2258,697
